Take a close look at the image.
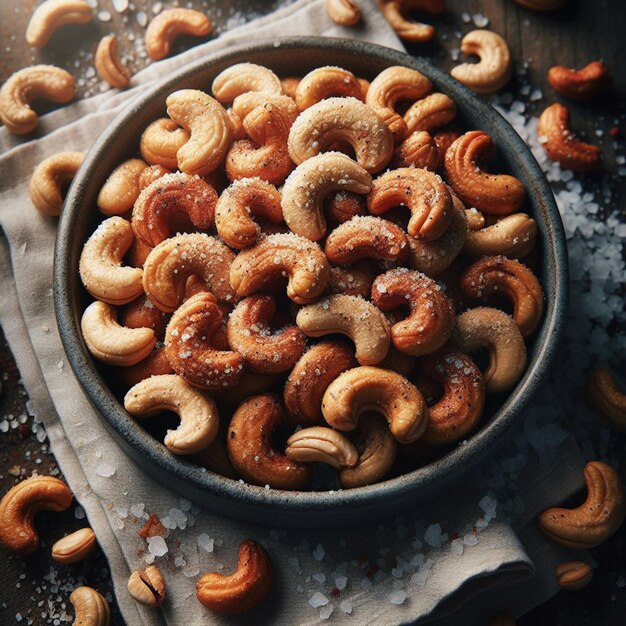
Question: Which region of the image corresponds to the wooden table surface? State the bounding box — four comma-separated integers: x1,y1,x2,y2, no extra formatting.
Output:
1,0,625,624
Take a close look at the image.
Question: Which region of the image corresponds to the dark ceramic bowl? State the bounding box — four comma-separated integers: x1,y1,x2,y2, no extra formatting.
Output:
55,37,567,528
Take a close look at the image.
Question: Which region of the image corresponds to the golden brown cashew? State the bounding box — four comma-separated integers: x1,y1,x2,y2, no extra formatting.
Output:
556,562,594,591
280,77,300,100
281,152,372,241
465,208,486,232
586,368,626,431
196,540,272,614
212,63,282,103
463,213,537,259
166,89,232,176
143,233,236,310
145,8,212,61
127,565,166,606
326,0,361,25
404,93,457,135
26,0,92,48
451,307,526,394
0,476,72,554
79,217,144,305
52,528,97,564
0,65,75,135
140,118,190,170
451,30,513,94
297,295,391,365
393,131,440,171
124,374,219,454
97,159,147,216
548,61,610,101
95,35,131,89
230,233,330,305
539,461,626,549
377,0,444,42
286,427,358,468
288,97,394,173
29,151,84,217
328,261,377,298
445,130,526,215
69,586,110,626
322,366,427,443
294,66,364,111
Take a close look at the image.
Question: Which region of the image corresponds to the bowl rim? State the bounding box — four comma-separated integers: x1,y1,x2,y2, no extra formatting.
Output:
54,36,568,524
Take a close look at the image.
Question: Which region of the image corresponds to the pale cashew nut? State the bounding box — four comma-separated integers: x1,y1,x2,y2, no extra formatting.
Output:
70,586,110,626
79,217,143,305
97,159,147,216
288,97,394,173
29,151,84,216
393,131,440,171
294,66,364,111
539,461,626,549
212,63,282,103
140,118,190,170
286,427,358,469
404,93,456,135
127,565,166,606
548,61,610,101
451,306,526,394
0,65,75,135
52,528,97,564
322,366,427,443
587,368,626,432
196,539,272,614
297,294,391,365
145,8,212,61
230,92,298,127
463,213,537,259
26,0,92,48
82,301,156,366
465,208,486,232
166,89,232,176
0,476,72,554
556,561,594,591
281,152,372,241
377,0,444,42
124,374,219,454
450,30,513,94
94,35,132,89
326,0,361,25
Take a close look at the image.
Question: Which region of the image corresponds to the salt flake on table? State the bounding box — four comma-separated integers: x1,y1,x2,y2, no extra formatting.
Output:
319,604,334,620
197,533,214,553
472,13,489,27
112,0,128,12
340,599,353,614
147,535,168,557
424,523,447,547
463,533,479,546
309,592,328,608
389,590,407,605
450,538,464,556
96,462,115,478
312,543,325,561
334,575,347,590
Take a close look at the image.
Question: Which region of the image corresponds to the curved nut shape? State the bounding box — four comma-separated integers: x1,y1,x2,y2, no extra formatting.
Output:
132,172,218,246
97,159,147,216
118,347,174,388
120,294,168,340
445,130,526,215
377,0,442,42
124,374,219,454
26,0,92,48
451,307,526,394
539,461,626,549
82,301,156,366
227,394,312,489
138,164,171,191
366,66,432,141
294,66,364,111
196,539,272,614
433,126,461,168
328,261,377,298
145,8,212,61
394,131,439,171
325,215,409,265
548,61,610,100
465,208,486,232
371,268,455,356
322,366,427,443
326,190,367,225
127,565,166,606
338,414,397,488
404,93,456,135
215,177,283,249
95,35,131,89
230,233,329,305
143,233,236,310
212,63,282,103
165,293,243,391
451,30,512,94
70,586,110,626
286,426,358,469
368,167,453,240
231,92,298,125
587,368,626,432
556,561,594,591
288,97,394,173
326,0,361,25
460,256,544,337
166,89,232,176
0,476,72,554
79,217,144,305
284,340,357,425
0,65,75,135
282,152,372,241
140,118,190,170
537,103,601,172
280,77,300,99
228,295,306,374
418,350,485,446
463,213,537,259
297,295,391,365
29,151,84,216
52,528,97,564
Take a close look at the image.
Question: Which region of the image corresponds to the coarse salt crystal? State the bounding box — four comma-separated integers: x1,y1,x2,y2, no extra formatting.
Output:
197,533,214,553
309,592,328,608
147,535,168,557
96,462,115,478
312,543,325,561
340,600,353,614
389,590,407,605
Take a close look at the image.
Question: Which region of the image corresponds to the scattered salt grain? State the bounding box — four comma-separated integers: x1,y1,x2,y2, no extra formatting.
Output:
313,573,326,583
97,9,111,21
424,523,447,548
96,462,115,478
112,0,128,12
136,10,148,26
335,575,347,590
197,533,214,553
319,604,334,620
74,506,86,519
616,575,625,588
147,535,168,557
472,13,489,27
389,590,407,605
450,538,464,556
309,592,328,608
340,599,353,614
312,543,325,561
463,533,478,546
461,12,471,23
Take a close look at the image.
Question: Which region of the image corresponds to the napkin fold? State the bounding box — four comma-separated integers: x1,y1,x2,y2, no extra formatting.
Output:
0,1,590,624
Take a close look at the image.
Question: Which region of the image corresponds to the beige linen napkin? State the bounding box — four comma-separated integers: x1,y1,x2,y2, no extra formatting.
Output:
0,1,590,624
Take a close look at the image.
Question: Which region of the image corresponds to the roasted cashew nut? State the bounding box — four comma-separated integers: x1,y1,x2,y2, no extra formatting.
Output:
52,527,97,564
294,66,364,111
29,151,84,217
79,217,144,305
212,63,282,103
127,565,166,606
69,586,110,626
140,118,190,170
297,294,391,365
539,461,626,549
0,476,72,554
124,374,219,454
97,159,147,216
288,97,394,174
95,35,131,89
377,0,444,42
328,261,377,298
322,366,427,443
118,348,174,389
433,126,461,168
138,164,171,191
281,152,372,241
26,0,92,48
145,8,212,61
393,131,439,171
404,92,456,135
285,426,358,469
556,561,594,591
548,61,610,101
587,368,626,432
196,540,272,614
326,0,361,25
325,190,367,226
463,213,537,259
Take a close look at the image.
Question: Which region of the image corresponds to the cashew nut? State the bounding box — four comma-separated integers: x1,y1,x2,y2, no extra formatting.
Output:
280,77,300,100
404,92,456,135
212,63,282,103
587,368,626,431
145,8,212,61
52,527,97,564
433,126,461,168
463,213,537,259
94,35,131,89
127,565,166,606
328,261,377,298
548,61,610,101
138,164,171,191
140,118,190,170
556,561,594,591
294,66,364,111
326,0,361,25
69,586,110,626
285,427,358,469
377,0,444,42
393,130,440,171
97,159,147,216
26,0,92,48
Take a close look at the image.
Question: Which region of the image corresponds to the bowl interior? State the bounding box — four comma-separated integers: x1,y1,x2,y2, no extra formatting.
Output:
55,37,567,528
